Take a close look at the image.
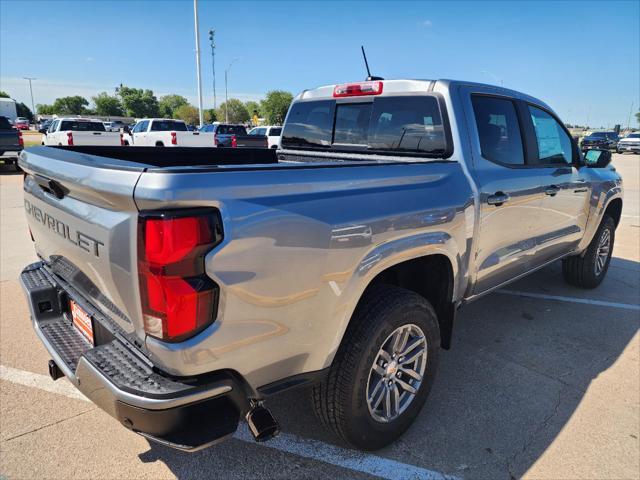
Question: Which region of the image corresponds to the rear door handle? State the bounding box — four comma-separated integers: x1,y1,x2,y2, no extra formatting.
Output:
487,192,510,206
545,185,560,196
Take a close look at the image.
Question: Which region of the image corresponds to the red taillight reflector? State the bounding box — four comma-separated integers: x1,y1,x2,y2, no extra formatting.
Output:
333,81,383,98
138,209,222,342
231,135,237,148
214,134,219,146
120,133,125,146
18,130,24,147
170,131,177,145
67,132,74,146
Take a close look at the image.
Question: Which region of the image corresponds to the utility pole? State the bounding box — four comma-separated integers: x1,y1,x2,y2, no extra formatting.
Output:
193,0,204,127
208,29,217,110
224,58,239,123
23,77,37,116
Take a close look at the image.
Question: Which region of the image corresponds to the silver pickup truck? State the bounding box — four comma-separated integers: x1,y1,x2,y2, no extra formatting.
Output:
18,79,623,452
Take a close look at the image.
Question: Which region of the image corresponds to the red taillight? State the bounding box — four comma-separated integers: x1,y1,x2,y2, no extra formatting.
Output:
18,130,24,147
170,131,177,145
120,133,124,146
138,210,223,342
214,133,219,146
67,132,74,146
333,81,383,98
231,135,237,148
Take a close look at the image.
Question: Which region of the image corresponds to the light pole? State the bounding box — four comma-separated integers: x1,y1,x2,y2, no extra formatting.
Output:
193,0,204,127
208,29,217,110
481,70,503,87
23,77,37,117
224,58,239,123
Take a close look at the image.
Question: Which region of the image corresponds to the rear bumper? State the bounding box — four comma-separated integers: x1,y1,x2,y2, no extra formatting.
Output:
617,144,640,152
20,262,248,451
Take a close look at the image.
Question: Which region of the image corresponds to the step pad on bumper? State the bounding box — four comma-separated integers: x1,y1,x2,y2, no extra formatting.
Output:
41,319,91,371
84,341,197,398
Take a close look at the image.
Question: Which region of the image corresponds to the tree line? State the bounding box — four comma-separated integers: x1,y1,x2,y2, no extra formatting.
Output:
32,85,294,125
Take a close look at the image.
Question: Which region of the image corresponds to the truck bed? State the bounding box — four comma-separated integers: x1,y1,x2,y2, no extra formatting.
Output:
39,145,278,168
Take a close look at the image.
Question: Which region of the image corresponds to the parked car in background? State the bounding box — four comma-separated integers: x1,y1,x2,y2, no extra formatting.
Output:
14,117,30,130
122,118,214,147
617,133,640,154
248,125,282,149
0,115,23,170
580,131,619,151
43,118,122,146
37,119,52,133
200,123,267,148
17,78,623,452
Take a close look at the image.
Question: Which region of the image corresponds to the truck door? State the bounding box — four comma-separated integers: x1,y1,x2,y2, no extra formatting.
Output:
460,87,546,294
132,120,149,145
523,104,590,264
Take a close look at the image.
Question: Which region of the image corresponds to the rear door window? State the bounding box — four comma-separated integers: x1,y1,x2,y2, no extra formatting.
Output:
269,127,282,136
471,95,525,166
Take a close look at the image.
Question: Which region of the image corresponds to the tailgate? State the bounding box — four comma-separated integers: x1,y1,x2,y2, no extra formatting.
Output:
237,135,267,148
177,131,214,147
0,131,20,149
20,147,145,336
73,131,121,146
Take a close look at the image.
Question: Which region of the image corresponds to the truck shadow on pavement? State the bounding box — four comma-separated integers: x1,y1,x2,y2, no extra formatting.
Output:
138,258,639,479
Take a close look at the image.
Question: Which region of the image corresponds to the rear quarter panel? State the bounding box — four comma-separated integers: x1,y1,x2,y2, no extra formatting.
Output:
134,161,474,388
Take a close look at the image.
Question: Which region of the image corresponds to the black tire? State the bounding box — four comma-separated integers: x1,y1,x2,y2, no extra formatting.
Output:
312,284,440,450
156,142,164,147
562,215,615,289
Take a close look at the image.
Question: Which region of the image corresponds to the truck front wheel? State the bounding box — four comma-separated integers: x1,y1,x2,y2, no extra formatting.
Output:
562,215,615,289
312,284,440,450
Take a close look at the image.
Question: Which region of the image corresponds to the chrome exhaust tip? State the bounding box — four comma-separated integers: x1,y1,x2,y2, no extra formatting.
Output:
246,403,280,442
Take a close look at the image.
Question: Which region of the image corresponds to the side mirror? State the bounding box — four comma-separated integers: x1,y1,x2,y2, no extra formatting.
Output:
584,149,612,168
123,126,131,134
38,128,47,134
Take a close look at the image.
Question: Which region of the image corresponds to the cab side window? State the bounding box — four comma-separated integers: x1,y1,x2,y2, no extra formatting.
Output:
528,106,572,165
471,95,525,166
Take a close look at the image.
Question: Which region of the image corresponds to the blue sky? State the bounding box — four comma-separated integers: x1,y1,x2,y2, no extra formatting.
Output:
1,0,638,127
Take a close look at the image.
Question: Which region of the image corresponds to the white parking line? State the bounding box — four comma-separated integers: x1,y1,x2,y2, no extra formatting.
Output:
0,364,457,480
497,289,640,311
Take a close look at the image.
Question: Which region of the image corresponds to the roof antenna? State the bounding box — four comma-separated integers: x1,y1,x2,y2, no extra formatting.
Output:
361,46,384,81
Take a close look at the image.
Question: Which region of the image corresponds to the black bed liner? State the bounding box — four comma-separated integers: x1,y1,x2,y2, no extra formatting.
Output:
50,145,278,168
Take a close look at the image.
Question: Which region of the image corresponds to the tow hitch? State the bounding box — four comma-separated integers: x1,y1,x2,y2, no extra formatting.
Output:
48,359,64,381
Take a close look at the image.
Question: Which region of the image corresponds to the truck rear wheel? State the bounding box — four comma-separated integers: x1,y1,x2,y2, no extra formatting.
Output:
312,284,440,450
562,215,615,289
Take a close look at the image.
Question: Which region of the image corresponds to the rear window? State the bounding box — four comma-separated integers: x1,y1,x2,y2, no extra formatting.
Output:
217,125,247,135
0,116,12,130
281,96,449,156
151,120,188,131
368,96,446,153
59,121,106,132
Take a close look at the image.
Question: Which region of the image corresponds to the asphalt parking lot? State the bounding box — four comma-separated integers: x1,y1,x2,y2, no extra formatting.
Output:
0,154,638,480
